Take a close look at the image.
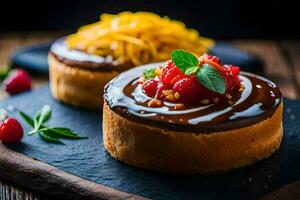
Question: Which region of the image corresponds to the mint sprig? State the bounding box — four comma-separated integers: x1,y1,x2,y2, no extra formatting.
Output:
170,50,225,94
19,105,87,144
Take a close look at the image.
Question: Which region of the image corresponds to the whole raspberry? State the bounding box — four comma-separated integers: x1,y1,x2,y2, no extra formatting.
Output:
0,118,23,144
4,69,31,95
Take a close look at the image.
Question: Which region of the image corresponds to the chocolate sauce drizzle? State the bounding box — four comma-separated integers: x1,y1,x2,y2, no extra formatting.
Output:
50,38,128,71
104,63,282,133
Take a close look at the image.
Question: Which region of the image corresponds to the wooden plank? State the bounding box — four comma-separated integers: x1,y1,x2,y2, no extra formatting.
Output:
233,40,299,99
0,180,39,200
0,144,147,200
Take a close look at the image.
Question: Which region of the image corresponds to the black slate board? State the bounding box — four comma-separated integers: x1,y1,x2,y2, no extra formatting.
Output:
11,42,263,75
0,86,299,200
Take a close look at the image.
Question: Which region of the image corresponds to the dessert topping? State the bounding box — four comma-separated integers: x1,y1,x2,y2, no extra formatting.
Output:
67,12,214,66
142,50,241,105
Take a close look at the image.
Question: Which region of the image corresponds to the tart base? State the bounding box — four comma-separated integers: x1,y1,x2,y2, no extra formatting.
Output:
103,102,283,174
48,54,118,109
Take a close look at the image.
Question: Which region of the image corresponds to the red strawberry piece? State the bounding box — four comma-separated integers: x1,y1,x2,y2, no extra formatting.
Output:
173,75,204,103
4,69,31,95
0,118,23,144
161,61,185,86
201,54,222,65
156,82,171,99
142,79,159,97
162,60,175,73
200,54,224,72
223,65,240,92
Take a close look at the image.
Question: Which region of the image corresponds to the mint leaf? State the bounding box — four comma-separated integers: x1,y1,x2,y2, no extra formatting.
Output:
143,69,156,80
185,66,198,75
37,105,52,125
19,111,35,127
39,131,64,144
19,105,87,144
170,50,199,72
30,105,51,134
196,64,226,94
48,127,88,139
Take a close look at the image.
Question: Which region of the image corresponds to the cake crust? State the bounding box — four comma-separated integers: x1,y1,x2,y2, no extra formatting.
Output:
49,54,118,109
103,101,283,174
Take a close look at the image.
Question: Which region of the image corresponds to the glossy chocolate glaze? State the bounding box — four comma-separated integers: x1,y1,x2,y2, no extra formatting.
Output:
50,38,127,72
104,63,282,133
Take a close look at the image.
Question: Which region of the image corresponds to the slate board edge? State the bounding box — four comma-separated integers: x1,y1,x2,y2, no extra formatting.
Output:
0,144,147,200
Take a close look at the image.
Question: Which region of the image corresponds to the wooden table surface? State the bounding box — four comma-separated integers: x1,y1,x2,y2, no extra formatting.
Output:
0,32,300,199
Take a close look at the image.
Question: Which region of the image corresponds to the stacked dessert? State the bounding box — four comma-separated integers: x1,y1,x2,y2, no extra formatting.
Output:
48,12,213,109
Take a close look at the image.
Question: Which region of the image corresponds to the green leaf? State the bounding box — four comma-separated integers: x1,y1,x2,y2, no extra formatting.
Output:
29,127,87,139
185,66,198,75
19,111,35,127
30,105,51,134
37,105,52,125
39,131,64,144
170,50,199,72
49,127,88,139
143,69,156,80
19,105,86,144
196,64,226,94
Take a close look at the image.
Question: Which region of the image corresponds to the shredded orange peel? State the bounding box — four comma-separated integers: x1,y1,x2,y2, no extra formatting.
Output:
67,11,214,66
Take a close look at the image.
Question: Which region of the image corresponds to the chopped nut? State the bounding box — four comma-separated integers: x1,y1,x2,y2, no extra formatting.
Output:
166,94,175,101
239,83,245,92
162,89,173,96
175,103,185,110
239,85,245,92
213,97,219,104
155,67,162,77
200,99,210,104
174,92,180,99
225,93,232,99
148,99,162,107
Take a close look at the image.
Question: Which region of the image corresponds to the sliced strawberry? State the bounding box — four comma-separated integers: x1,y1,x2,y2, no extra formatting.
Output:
161,61,185,86
156,82,171,99
199,54,224,72
142,79,159,98
200,54,222,65
222,65,240,92
173,75,204,103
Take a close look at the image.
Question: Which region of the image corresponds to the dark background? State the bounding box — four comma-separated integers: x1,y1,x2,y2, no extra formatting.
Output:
0,0,299,39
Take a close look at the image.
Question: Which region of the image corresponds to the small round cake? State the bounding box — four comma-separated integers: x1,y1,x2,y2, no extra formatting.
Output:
103,51,283,174
48,12,213,109
49,39,120,109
